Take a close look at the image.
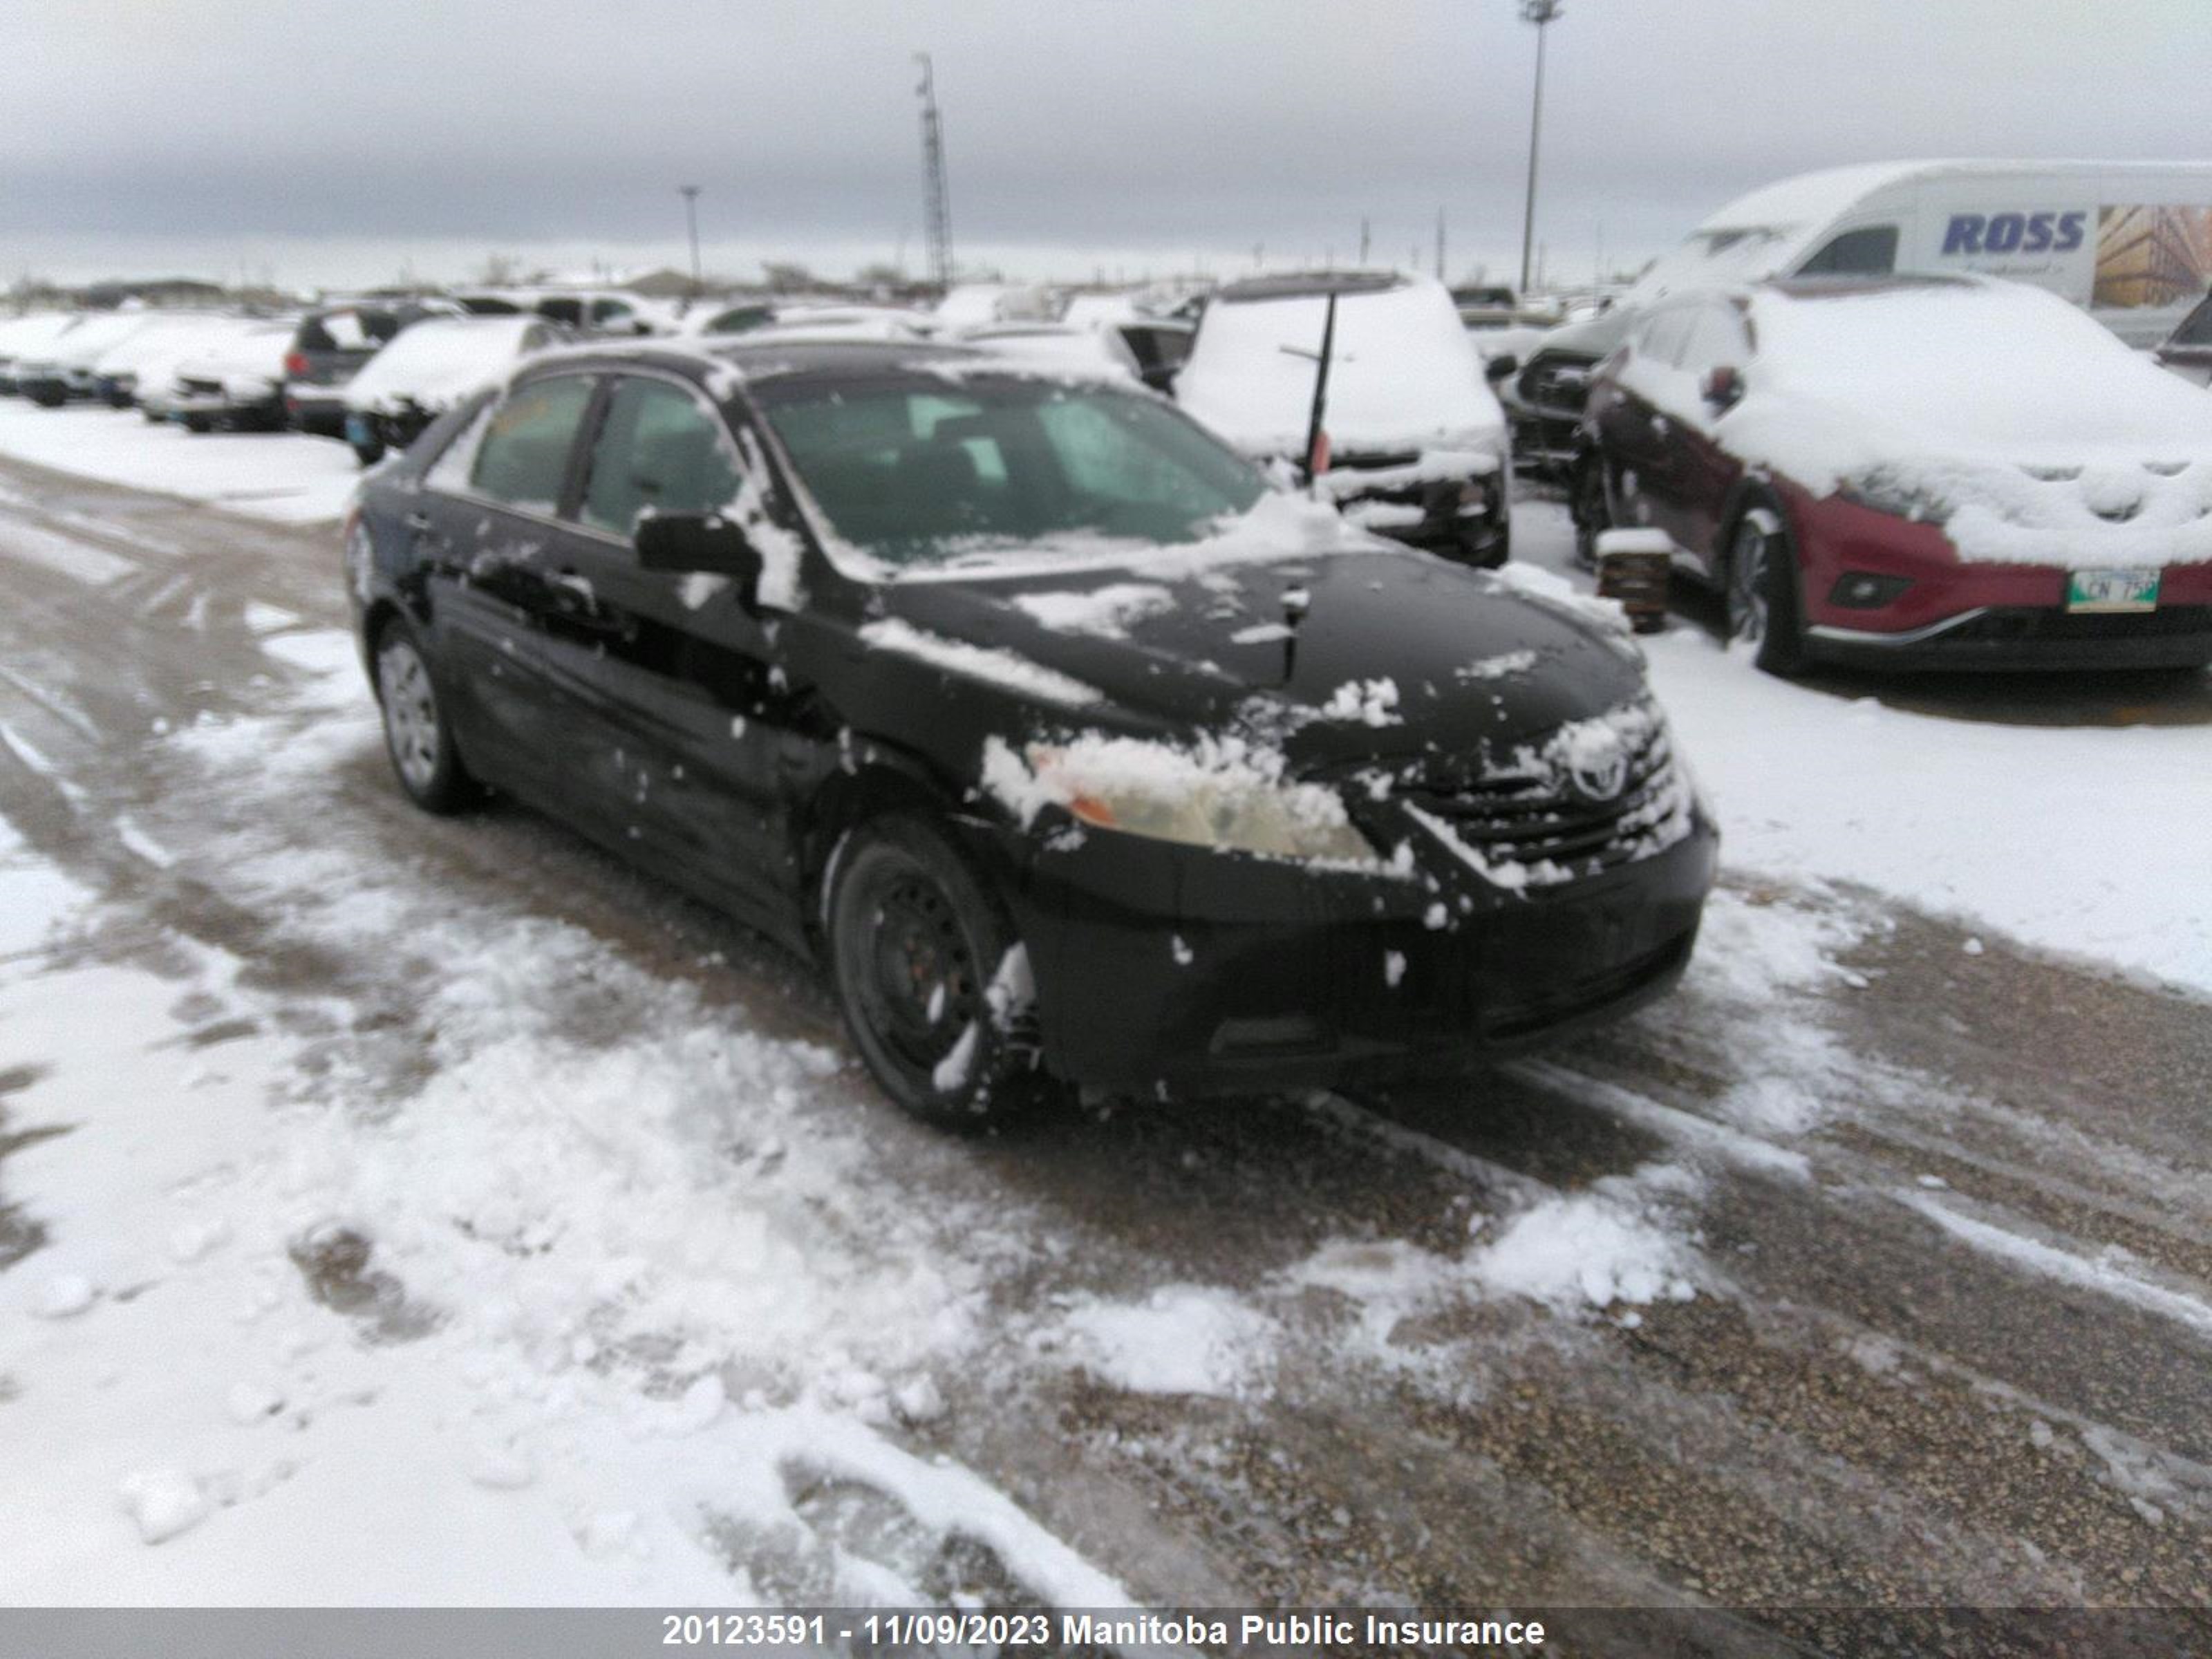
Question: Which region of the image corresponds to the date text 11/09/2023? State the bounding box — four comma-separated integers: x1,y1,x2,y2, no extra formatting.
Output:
659,1610,1549,1649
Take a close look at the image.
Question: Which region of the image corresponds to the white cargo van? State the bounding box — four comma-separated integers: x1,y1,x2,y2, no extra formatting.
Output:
1626,160,2212,347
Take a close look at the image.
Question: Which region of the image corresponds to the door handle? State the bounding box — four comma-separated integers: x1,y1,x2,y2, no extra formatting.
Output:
404,512,432,532
1648,415,1670,435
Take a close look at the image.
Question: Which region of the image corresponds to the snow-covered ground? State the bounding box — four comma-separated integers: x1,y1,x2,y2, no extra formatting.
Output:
1,436,2209,1611
0,400,358,525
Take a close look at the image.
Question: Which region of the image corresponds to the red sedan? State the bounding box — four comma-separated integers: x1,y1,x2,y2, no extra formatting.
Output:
1572,275,2212,673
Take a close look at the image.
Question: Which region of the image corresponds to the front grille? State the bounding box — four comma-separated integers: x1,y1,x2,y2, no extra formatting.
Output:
1521,357,1592,414
1947,606,2212,643
1382,706,1692,885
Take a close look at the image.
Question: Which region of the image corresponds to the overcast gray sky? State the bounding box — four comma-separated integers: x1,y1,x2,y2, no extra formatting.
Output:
3,0,2204,290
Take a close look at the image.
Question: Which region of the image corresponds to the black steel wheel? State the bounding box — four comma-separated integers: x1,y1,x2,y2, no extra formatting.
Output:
1725,506,1809,676
825,816,1047,1129
373,617,474,812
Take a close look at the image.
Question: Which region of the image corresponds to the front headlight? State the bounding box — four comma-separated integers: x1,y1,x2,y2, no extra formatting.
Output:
1837,469,1943,522
986,735,1382,864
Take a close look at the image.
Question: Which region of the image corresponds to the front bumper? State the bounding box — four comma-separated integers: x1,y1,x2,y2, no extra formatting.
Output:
287,386,349,437
997,811,1717,1098
1790,489,2212,672
1808,606,2212,671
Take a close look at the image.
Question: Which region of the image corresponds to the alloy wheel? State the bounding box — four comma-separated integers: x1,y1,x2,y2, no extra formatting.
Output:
377,638,442,794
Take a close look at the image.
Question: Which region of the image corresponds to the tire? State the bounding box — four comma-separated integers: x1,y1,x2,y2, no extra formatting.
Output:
825,815,1050,1129
351,439,386,467
1725,505,1810,676
182,413,212,435
1571,455,1611,570
372,618,474,813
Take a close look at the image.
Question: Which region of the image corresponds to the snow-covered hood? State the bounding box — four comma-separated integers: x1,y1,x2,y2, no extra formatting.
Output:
171,326,291,393
1721,283,2212,565
855,544,1649,771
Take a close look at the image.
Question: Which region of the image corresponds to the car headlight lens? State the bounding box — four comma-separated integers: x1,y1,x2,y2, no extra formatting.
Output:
1837,470,1944,522
993,736,1382,864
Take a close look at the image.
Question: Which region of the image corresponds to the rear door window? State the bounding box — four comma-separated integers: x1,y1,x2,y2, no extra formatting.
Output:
579,376,744,536
1796,224,1900,277
468,375,597,514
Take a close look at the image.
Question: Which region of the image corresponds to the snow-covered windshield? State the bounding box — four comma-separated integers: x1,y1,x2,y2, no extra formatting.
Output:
1174,275,1503,457
1747,281,2212,457
758,377,1264,568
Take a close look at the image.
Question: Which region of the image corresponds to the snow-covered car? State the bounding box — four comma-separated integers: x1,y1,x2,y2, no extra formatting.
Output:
1175,272,1512,565
88,312,234,407
348,338,1715,1125
1497,304,1635,479
935,282,1054,328
2154,290,2212,390
956,322,1141,379
674,299,776,337
103,315,266,419
13,310,160,406
1573,274,2212,674
140,319,299,432
0,312,82,396
1058,293,1194,393
340,315,565,463
283,301,459,438
740,306,936,346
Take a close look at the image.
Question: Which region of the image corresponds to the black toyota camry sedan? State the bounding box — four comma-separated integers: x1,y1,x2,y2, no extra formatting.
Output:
346,339,1717,1125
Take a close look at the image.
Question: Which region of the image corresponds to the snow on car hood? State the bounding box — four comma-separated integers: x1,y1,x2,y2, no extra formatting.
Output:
1175,277,1508,459
865,540,1649,771
170,324,293,390
344,317,543,416
1721,283,2212,565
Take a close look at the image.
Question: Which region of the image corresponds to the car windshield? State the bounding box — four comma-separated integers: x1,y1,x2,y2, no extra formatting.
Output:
757,375,1266,568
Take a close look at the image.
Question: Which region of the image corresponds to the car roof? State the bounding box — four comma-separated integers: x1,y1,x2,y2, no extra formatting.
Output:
516,335,980,385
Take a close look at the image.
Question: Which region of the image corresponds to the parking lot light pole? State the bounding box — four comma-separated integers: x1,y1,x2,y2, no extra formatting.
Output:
1517,0,1563,297
679,186,702,297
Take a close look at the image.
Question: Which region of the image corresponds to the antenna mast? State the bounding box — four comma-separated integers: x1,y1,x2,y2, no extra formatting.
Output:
915,54,954,288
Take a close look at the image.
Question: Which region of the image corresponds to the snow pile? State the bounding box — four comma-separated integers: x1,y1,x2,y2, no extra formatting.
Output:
1710,282,2212,565
1320,677,1401,727
981,730,1384,868
1009,581,1174,638
1468,1178,1700,1311
1051,1285,1276,1398
858,618,1102,707
344,317,547,418
1455,648,1537,682
1176,274,1507,458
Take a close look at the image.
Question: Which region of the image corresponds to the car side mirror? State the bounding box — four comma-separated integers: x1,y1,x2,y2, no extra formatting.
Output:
1701,364,1744,410
634,512,763,594
1483,353,1520,382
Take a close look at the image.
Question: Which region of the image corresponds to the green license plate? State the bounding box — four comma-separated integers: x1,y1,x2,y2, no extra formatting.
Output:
2066,567,2160,612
